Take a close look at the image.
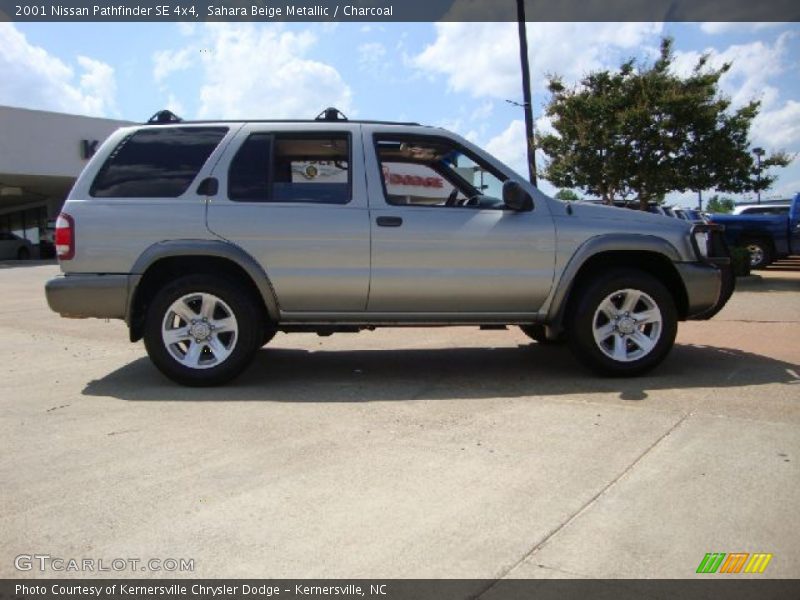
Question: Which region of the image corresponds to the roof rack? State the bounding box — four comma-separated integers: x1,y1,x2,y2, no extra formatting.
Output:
140,107,422,127
315,107,348,122
147,110,183,124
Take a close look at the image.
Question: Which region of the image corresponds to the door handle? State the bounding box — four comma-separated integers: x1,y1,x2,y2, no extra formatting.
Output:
376,216,403,227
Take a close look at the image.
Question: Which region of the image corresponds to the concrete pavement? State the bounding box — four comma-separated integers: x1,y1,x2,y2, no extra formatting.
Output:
1,262,798,580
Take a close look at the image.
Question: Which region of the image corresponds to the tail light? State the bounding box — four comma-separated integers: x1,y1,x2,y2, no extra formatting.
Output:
54,213,75,260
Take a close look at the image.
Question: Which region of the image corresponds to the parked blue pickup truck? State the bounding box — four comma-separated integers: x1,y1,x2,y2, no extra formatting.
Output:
708,193,800,269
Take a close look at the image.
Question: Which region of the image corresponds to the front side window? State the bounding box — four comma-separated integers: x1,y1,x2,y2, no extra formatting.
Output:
375,137,506,209
90,127,228,198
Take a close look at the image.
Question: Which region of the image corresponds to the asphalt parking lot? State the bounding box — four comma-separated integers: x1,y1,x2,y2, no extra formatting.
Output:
1,261,798,580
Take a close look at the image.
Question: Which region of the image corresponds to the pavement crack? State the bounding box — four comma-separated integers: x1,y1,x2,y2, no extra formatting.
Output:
717,319,799,324
472,412,691,599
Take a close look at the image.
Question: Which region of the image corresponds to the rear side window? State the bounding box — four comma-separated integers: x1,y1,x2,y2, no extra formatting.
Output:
90,127,228,198
273,135,350,204
227,132,351,204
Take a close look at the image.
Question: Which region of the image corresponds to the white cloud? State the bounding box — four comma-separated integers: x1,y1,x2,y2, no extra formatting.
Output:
177,23,197,36
470,101,494,121
154,24,351,120
672,32,794,110
485,119,527,173
358,42,387,74
0,23,117,116
164,93,186,118
752,100,800,150
153,47,195,83
413,23,663,101
699,22,784,35
76,56,116,116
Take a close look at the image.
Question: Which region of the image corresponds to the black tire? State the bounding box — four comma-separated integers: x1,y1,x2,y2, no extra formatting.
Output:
262,327,277,347
17,246,30,260
566,269,678,376
519,324,564,345
143,274,263,386
743,239,772,269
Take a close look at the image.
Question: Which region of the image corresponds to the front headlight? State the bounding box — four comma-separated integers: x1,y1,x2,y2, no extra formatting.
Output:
693,231,709,258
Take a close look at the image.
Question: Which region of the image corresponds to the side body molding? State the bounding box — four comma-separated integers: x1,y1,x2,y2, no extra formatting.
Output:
543,234,683,323
128,240,281,323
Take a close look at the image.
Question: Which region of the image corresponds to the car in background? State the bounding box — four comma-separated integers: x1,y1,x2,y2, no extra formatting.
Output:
708,193,800,269
731,203,790,216
672,207,706,223
0,232,33,260
645,205,675,218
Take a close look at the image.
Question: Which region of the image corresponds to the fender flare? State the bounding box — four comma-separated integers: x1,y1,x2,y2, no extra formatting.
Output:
544,234,683,324
128,239,280,323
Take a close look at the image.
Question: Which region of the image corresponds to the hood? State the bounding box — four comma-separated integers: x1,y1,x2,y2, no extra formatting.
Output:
565,202,690,231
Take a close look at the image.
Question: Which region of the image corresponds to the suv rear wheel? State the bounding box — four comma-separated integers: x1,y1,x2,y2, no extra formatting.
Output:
567,269,677,376
143,274,262,386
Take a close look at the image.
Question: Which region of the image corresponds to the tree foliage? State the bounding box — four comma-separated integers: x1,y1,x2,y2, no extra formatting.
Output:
539,38,793,209
705,195,735,213
554,188,580,201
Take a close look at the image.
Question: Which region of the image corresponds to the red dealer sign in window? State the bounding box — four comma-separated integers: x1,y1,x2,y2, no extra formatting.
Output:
382,166,445,189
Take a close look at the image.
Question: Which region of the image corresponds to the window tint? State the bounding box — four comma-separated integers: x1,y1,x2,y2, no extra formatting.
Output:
228,133,271,201
272,135,350,204
375,137,506,209
90,127,228,198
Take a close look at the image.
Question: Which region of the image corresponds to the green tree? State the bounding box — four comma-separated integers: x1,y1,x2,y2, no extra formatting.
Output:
540,68,631,204
540,38,791,210
554,188,580,201
749,150,794,198
705,195,735,213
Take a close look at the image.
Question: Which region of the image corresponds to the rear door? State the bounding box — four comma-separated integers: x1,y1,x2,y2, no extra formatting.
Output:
206,124,371,313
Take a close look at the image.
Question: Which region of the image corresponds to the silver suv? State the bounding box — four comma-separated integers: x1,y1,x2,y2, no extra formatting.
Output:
45,110,733,386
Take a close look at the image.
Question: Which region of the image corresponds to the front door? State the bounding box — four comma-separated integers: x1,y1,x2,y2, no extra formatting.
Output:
366,134,555,314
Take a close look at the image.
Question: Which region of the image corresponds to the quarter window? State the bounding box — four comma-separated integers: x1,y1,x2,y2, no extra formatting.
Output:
90,127,228,198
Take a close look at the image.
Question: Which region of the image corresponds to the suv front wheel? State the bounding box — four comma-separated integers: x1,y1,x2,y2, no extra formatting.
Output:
143,274,263,386
567,269,677,376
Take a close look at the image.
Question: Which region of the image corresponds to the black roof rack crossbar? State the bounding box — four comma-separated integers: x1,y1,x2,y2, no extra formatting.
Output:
147,110,183,124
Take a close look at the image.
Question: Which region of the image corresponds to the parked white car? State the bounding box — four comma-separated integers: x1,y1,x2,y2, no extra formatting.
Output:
0,232,33,260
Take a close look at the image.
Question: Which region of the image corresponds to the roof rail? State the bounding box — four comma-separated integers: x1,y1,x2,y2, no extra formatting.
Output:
147,110,183,124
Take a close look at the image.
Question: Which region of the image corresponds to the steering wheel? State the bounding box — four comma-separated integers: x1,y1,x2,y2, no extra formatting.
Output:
445,188,459,207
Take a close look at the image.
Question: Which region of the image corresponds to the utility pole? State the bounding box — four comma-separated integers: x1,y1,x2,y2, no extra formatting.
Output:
516,0,537,187
752,147,764,204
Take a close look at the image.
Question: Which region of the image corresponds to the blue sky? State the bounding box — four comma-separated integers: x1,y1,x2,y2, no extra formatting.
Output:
2,21,799,205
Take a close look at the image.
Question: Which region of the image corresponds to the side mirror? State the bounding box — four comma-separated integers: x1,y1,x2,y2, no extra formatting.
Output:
502,180,534,212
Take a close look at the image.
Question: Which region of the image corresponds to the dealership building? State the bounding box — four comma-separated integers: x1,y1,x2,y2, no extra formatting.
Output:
0,105,131,254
